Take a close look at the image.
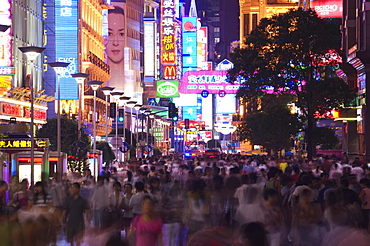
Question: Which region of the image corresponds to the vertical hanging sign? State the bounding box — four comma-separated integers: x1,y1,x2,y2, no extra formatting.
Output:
160,0,177,66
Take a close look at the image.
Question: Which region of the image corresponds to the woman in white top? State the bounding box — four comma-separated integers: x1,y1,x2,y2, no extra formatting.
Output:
108,181,125,230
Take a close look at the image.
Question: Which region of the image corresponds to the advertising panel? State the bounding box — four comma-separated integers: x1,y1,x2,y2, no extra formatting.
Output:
197,27,208,70
0,0,11,67
161,0,177,65
216,94,236,114
310,0,342,18
144,21,156,76
182,106,198,120
182,17,197,70
106,0,127,90
180,70,242,94
55,0,79,99
156,80,179,97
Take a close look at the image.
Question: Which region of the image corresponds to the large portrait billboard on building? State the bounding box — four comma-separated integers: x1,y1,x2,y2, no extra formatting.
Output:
106,0,127,90
310,0,342,18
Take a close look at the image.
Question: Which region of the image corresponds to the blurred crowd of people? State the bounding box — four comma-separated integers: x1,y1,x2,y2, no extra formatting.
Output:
1,154,370,246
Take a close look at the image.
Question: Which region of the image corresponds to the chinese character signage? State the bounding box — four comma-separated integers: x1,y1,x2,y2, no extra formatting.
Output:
161,0,177,65
0,0,12,67
55,0,79,99
182,17,197,69
180,70,243,94
0,102,47,121
0,139,49,149
310,0,342,18
156,80,179,97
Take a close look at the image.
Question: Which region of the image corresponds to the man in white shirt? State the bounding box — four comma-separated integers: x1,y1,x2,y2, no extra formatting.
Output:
90,176,110,229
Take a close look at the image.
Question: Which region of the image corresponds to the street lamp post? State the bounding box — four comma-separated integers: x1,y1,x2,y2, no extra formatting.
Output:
126,101,137,151
47,62,70,180
119,97,131,144
110,92,124,161
87,80,103,179
0,25,9,181
100,86,115,141
19,46,45,185
134,104,142,154
71,73,90,140
144,109,151,156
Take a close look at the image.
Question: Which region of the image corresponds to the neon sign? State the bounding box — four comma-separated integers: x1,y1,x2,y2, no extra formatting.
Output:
1,103,47,121
0,0,12,67
311,0,343,18
160,0,177,65
177,120,200,133
0,139,49,149
182,17,197,70
55,0,79,99
180,70,243,94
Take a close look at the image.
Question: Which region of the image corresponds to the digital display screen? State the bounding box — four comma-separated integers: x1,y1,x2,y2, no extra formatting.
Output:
55,0,79,99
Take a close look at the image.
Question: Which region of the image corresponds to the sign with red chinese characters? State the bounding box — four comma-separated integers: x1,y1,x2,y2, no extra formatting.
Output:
160,0,176,65
1,102,47,121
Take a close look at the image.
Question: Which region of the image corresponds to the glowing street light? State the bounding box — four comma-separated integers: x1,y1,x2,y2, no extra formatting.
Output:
19,46,45,184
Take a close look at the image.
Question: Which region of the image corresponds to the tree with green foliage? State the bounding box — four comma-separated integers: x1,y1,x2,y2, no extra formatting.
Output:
37,117,90,172
228,8,356,159
96,141,115,166
36,117,90,153
237,95,301,154
313,127,340,150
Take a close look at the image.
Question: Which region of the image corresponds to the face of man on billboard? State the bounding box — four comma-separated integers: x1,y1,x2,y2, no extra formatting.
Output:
108,6,125,64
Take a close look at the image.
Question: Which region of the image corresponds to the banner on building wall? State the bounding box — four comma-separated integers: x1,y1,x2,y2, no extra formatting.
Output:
106,0,127,89
182,17,197,71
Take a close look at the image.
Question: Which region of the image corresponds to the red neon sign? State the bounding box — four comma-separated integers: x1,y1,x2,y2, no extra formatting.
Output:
23,107,47,120
2,103,21,116
18,157,58,163
177,120,200,133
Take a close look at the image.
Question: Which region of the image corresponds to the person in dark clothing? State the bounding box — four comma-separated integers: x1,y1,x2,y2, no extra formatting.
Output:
63,182,89,246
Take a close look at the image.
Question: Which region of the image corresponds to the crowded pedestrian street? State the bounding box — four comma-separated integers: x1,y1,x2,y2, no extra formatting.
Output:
1,154,370,246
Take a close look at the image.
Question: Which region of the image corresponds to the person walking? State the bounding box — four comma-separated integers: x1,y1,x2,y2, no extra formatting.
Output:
63,182,89,246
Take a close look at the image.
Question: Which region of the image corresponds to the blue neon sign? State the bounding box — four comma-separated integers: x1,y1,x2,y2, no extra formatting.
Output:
55,0,79,100
182,17,197,70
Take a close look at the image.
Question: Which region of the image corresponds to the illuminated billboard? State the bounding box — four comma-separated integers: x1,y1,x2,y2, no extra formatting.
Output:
180,70,242,94
0,0,12,67
106,1,127,91
161,0,177,65
55,0,79,99
197,27,208,70
156,80,179,97
144,21,156,76
310,0,342,18
182,17,197,70
183,106,198,120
